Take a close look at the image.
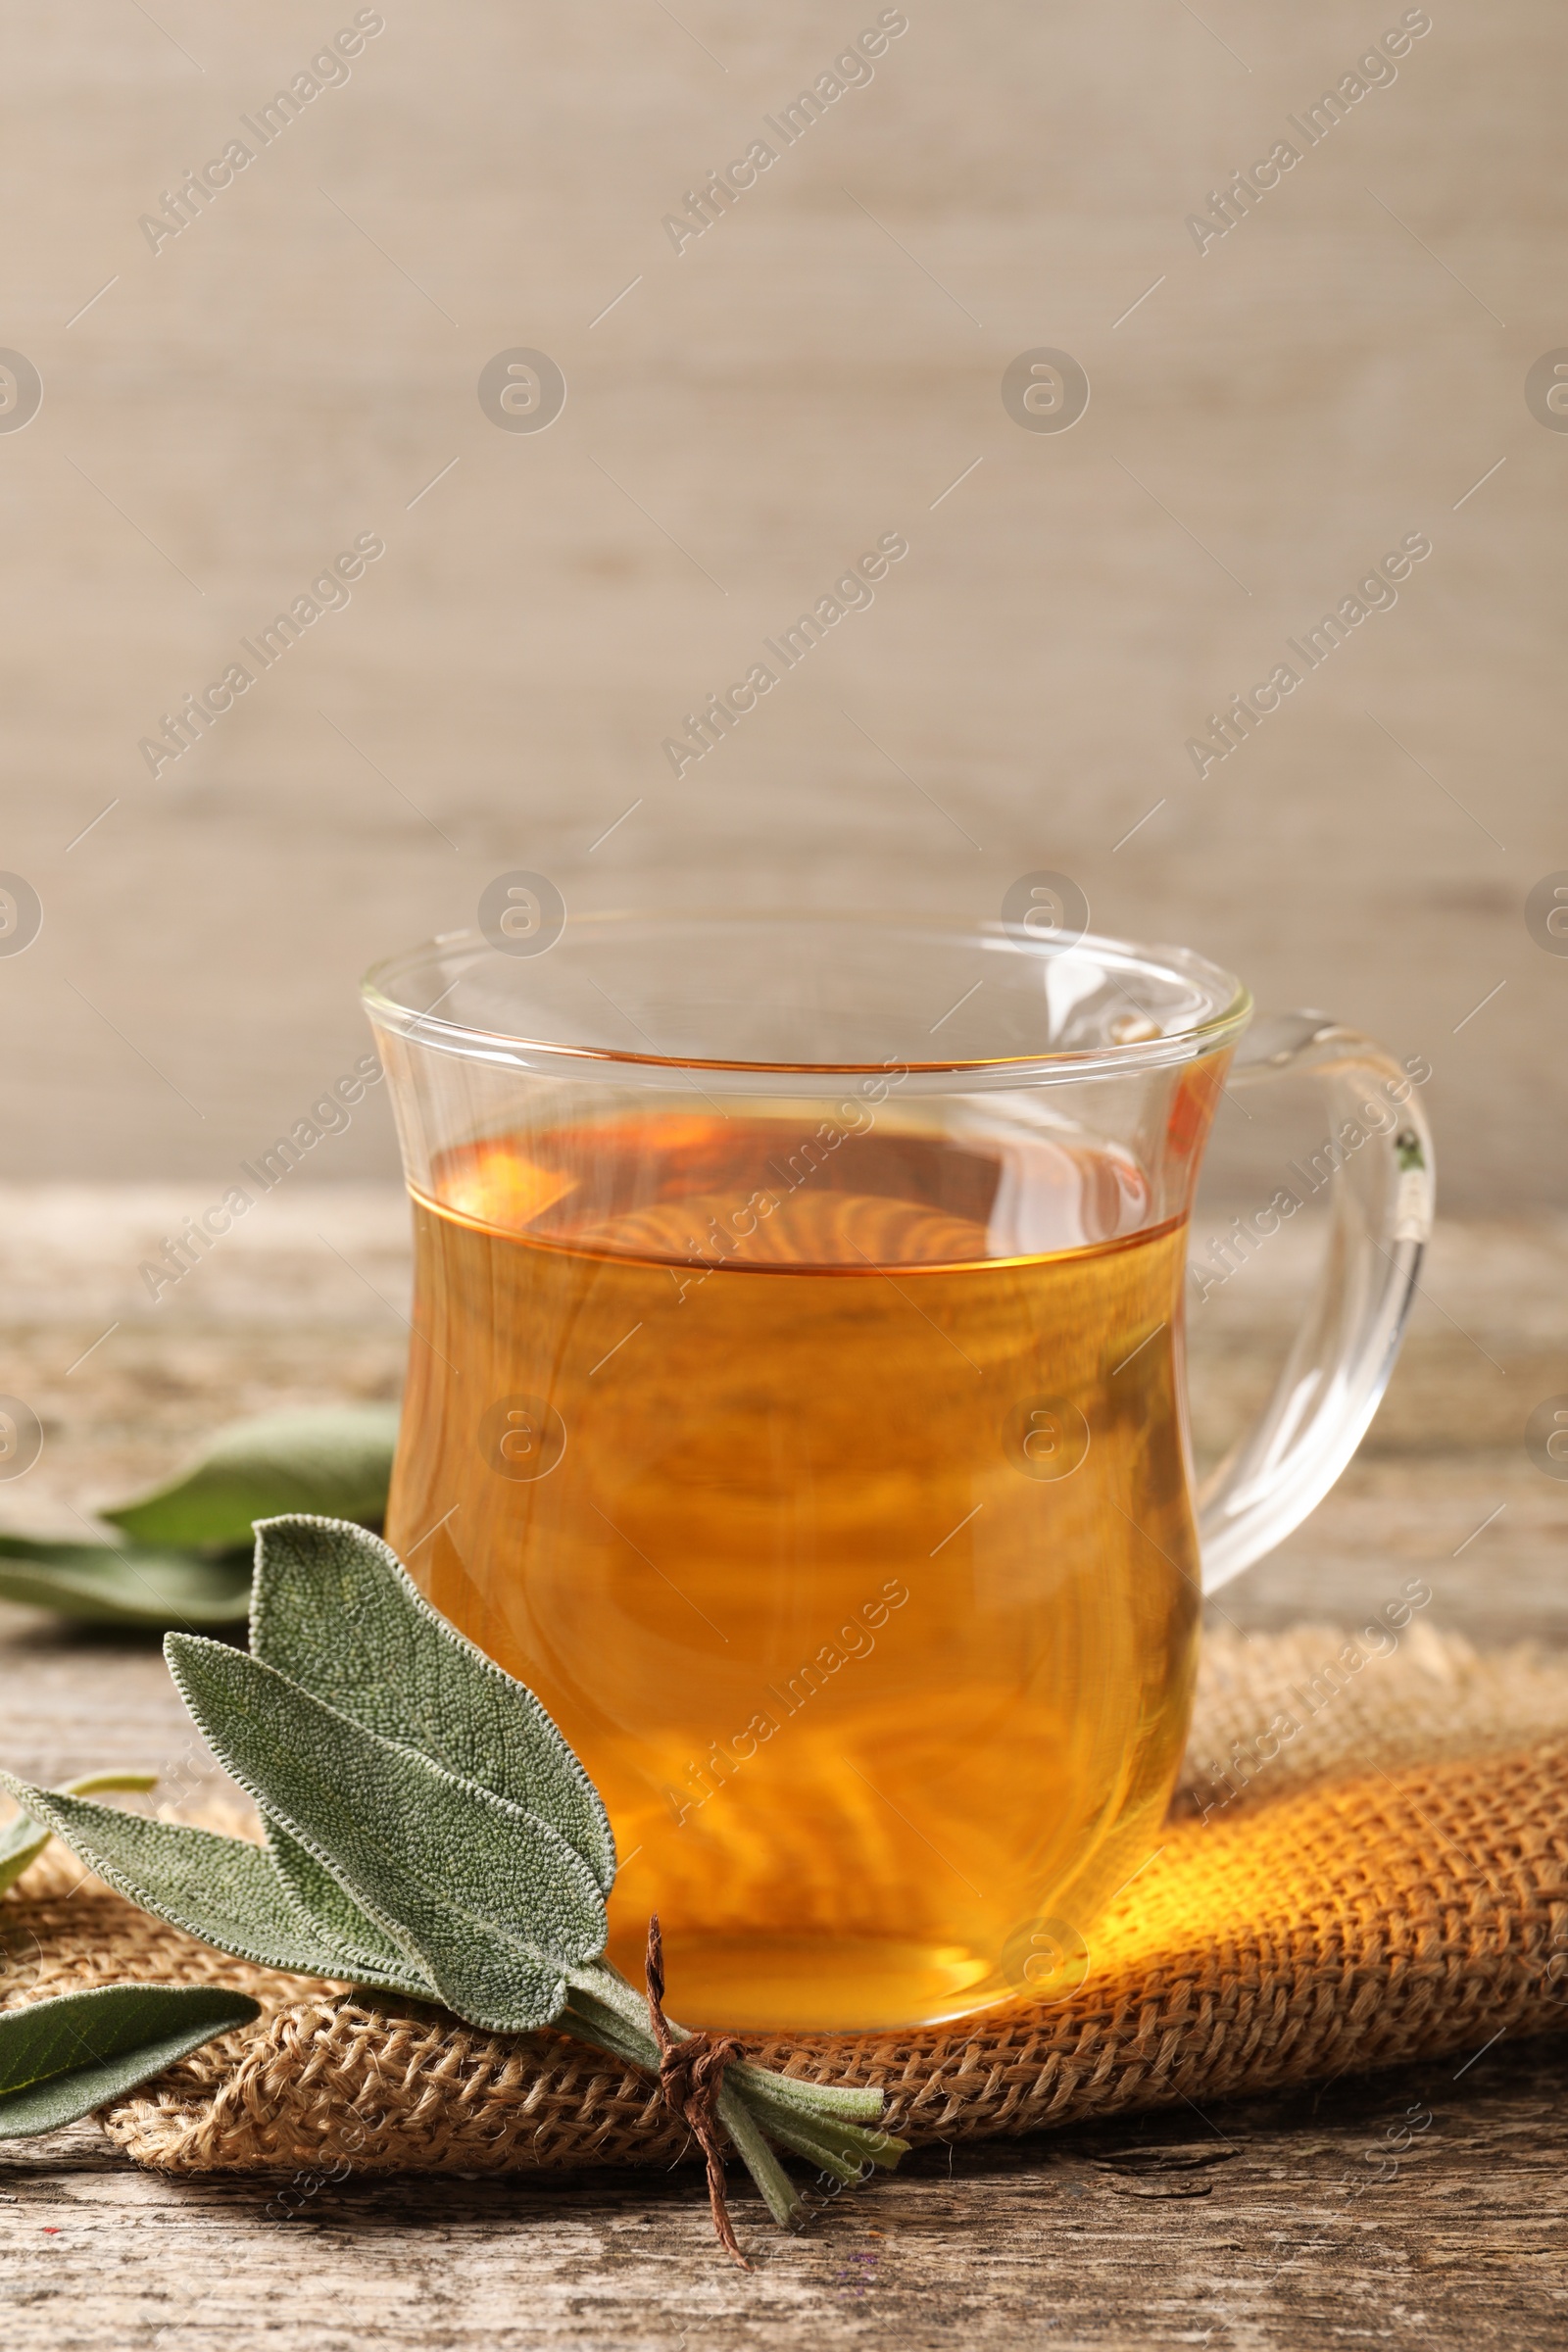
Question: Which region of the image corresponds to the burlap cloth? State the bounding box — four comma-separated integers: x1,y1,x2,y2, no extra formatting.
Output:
5,1618,1568,2178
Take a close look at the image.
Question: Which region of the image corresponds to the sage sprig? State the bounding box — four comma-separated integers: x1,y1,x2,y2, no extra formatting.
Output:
0,1406,400,1628
0,1515,904,2254
0,1540,253,1629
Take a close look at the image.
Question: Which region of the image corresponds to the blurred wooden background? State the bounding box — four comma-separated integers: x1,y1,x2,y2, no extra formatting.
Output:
0,0,1562,1205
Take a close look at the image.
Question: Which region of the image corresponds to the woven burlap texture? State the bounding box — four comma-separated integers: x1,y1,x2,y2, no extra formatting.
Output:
3,1619,1566,2177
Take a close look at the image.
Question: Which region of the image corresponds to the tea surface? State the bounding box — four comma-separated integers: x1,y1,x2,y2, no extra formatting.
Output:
385,1111,1200,2029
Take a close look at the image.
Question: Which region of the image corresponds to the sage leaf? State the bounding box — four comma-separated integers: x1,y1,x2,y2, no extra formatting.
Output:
0,1770,432,1995
166,1635,607,2033
0,1983,259,2138
103,1406,401,1549
263,1815,418,1978
249,1516,614,1894
0,1541,252,1628
0,1771,159,1896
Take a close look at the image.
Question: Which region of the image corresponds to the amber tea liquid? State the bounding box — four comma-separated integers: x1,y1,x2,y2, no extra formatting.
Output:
385,1108,1201,2031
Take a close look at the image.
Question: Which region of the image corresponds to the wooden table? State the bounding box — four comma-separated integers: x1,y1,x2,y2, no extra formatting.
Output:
1,1195,1564,2348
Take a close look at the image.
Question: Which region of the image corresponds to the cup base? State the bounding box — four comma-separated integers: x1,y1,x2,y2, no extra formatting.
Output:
604,1924,1013,2034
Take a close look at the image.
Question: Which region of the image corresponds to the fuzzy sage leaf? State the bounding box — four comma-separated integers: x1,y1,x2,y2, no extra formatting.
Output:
0,1540,253,1628
0,1984,259,2138
166,1635,607,2032
249,1515,613,1894
263,1816,420,1979
0,1405,404,1628
0,1773,432,1994
102,1405,401,1549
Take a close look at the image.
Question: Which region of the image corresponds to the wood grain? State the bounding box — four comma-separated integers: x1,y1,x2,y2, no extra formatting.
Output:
3,2044,1564,2350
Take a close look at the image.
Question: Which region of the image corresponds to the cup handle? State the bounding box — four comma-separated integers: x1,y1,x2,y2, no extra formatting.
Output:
1195,1011,1435,1593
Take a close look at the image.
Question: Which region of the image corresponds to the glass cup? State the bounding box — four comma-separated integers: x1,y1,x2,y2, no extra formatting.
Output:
362,912,1433,2032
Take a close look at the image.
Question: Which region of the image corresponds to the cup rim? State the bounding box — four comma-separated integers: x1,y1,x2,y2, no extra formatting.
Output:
360,909,1253,1079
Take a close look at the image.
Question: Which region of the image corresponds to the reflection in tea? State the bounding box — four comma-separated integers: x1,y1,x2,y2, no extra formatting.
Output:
384,1109,1202,2030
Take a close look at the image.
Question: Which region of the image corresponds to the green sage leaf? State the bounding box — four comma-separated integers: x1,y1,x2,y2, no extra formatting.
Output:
166,1634,606,2033
249,1516,614,1894
0,1771,159,1896
0,1540,253,1627
0,1982,259,2138
263,1816,416,1978
0,1769,433,1996
103,1406,401,1549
